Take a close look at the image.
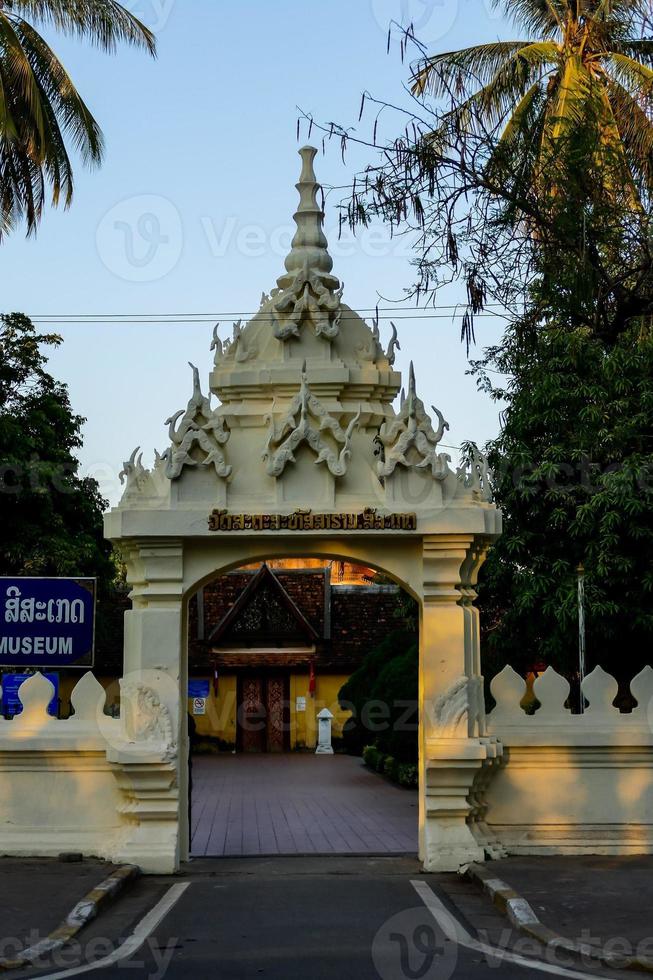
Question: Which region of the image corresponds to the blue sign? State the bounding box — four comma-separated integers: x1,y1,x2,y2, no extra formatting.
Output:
2,672,59,717
0,578,96,668
188,679,210,699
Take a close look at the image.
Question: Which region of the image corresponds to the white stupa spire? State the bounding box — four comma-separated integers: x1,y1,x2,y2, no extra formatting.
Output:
277,146,340,292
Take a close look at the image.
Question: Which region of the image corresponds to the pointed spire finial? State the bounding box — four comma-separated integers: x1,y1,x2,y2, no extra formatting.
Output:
278,146,339,289
407,362,417,418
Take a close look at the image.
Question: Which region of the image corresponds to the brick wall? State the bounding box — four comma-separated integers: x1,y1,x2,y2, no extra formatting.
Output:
327,586,410,671
95,573,414,677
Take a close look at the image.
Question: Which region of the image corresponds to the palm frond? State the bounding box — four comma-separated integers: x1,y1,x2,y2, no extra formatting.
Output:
605,52,653,97
412,40,534,97
614,40,653,66
0,12,46,153
606,75,653,190
496,80,546,148
12,17,104,166
434,43,558,137
496,0,565,36
547,55,592,142
2,0,156,54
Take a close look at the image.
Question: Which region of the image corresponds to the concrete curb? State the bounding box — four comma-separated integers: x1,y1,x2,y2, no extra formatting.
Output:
0,864,140,972
466,863,653,975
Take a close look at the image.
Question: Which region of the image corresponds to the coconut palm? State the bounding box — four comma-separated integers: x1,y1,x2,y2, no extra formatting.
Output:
0,0,155,236
412,0,653,200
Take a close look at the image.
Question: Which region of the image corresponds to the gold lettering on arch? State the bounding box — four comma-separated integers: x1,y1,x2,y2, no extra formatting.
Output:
208,508,417,532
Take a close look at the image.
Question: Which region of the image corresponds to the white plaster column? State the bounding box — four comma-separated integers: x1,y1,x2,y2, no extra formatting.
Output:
109,538,185,873
419,535,488,871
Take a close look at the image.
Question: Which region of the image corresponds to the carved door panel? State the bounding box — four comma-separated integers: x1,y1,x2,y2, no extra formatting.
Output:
266,675,286,753
240,676,266,753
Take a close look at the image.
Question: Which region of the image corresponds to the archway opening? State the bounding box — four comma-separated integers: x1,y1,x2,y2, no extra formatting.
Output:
185,555,420,858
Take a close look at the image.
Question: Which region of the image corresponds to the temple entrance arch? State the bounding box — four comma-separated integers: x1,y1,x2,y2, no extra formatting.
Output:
184,551,422,857
105,145,501,874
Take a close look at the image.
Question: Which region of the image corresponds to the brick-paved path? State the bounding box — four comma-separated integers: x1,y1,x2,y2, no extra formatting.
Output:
190,754,418,857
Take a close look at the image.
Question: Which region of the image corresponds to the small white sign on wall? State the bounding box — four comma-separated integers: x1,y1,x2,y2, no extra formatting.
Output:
296,696,306,712
192,697,207,716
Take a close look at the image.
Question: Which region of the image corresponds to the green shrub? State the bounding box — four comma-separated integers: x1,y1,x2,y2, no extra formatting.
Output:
383,755,398,780
363,745,382,771
397,763,418,789
339,629,418,762
192,736,235,755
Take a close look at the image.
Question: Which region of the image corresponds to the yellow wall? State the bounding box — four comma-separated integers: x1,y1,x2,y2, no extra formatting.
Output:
187,672,352,750
187,675,237,743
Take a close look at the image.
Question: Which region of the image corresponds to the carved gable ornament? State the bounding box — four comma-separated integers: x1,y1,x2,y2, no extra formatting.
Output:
375,362,451,481
163,363,232,481
263,362,360,478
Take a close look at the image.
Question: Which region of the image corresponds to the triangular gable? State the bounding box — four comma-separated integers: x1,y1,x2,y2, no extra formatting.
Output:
208,564,319,646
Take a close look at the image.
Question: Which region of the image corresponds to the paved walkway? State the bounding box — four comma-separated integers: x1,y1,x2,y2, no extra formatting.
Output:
190,754,418,857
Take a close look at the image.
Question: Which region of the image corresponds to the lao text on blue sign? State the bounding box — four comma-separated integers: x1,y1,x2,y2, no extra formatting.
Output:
2,673,59,718
0,578,96,668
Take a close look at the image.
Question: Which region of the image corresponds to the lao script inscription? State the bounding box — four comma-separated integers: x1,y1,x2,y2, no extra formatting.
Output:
208,508,417,532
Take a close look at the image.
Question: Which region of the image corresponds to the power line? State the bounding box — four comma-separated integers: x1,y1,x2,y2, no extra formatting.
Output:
26,311,508,325
23,303,509,323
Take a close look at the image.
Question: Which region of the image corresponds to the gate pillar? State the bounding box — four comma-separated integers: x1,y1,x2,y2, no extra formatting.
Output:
108,539,185,872
420,535,489,871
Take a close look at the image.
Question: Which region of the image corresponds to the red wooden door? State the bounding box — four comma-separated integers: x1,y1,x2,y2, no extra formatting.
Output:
240,676,266,753
266,675,286,753
238,674,288,753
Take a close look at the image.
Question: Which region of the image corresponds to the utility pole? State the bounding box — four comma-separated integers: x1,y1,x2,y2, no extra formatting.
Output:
577,563,586,714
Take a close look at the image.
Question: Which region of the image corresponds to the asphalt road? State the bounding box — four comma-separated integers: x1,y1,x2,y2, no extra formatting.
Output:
13,857,637,980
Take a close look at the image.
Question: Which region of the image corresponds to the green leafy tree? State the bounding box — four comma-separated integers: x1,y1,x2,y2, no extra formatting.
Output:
339,626,418,762
475,320,653,684
0,312,113,583
307,5,653,685
0,0,155,236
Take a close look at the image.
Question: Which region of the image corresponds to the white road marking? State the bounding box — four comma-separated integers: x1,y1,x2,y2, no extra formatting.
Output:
34,882,191,980
411,880,618,980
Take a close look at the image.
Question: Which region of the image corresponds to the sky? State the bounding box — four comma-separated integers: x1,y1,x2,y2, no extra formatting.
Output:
1,0,516,506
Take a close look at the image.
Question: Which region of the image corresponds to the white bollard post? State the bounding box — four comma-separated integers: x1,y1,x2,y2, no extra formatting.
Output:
315,708,334,755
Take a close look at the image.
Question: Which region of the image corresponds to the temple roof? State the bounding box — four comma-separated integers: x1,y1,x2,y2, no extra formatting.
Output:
209,564,320,647
109,146,499,531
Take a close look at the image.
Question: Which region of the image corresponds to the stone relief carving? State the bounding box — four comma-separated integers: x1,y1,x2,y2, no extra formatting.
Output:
262,362,361,478
163,363,232,481
457,449,493,503
432,676,469,737
120,681,176,761
375,363,451,480
272,255,344,342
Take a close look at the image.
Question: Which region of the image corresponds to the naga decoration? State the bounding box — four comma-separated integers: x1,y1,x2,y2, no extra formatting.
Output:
356,310,384,363
119,447,149,498
432,676,470,738
375,362,451,480
210,323,223,364
271,146,345,343
385,322,401,366
457,449,493,503
262,361,361,478
163,363,232,480
215,319,258,364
